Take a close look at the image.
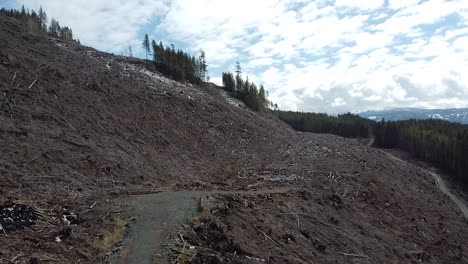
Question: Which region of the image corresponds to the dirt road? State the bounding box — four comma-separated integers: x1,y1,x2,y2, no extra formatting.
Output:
112,188,293,264
431,172,468,218
380,149,468,219
110,192,202,264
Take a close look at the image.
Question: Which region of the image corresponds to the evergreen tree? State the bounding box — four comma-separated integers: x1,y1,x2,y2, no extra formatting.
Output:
198,49,207,82
142,34,150,61
1,6,76,42
48,18,60,37
221,67,270,112
235,62,242,92
148,41,203,83
28,10,40,33
59,26,73,40
235,61,242,76
274,111,373,138
151,39,157,61
373,119,468,184
259,85,267,110
128,46,133,58
38,6,47,32
222,72,236,92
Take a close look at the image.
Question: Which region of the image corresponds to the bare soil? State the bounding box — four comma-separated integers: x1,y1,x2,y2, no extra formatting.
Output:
113,189,293,264
173,135,468,264
1,14,468,264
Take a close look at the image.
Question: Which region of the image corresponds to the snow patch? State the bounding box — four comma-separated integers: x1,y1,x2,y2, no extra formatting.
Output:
428,113,448,120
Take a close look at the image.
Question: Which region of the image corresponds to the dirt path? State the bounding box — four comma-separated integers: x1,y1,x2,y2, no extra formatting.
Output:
111,188,293,264
380,150,468,219
431,172,468,218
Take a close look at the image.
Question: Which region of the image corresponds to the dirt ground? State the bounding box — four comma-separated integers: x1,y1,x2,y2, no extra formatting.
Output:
1,14,468,264
172,136,468,264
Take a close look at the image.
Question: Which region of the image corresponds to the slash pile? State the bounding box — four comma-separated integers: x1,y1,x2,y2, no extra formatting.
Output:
0,202,39,232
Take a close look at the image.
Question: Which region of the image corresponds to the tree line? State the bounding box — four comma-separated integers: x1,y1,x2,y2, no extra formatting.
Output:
221,62,271,112
0,5,78,42
374,119,468,185
276,110,468,185
142,33,207,84
275,111,373,138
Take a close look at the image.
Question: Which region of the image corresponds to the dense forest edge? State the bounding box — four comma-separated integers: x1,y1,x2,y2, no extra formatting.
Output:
274,111,373,138
373,120,468,185
276,110,468,185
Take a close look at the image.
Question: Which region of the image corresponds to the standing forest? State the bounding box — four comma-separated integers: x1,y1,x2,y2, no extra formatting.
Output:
374,120,468,184
0,5,77,42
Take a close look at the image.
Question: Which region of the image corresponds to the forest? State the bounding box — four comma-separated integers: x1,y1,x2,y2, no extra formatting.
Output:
0,5,77,42
142,33,208,84
276,110,468,185
374,119,468,184
221,63,271,112
274,111,374,138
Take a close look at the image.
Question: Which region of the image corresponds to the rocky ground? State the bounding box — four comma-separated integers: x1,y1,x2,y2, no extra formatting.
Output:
1,14,467,264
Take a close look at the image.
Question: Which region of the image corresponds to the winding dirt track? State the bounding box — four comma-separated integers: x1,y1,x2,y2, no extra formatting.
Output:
112,188,293,264
380,149,468,219
431,172,468,218
367,137,468,218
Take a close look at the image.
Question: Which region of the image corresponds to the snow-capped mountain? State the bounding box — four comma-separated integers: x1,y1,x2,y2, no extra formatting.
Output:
359,108,468,124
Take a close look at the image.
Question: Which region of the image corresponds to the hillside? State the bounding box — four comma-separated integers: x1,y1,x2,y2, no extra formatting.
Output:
1,14,468,264
360,108,468,124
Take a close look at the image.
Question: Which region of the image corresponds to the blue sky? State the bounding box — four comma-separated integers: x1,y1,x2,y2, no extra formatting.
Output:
1,0,468,113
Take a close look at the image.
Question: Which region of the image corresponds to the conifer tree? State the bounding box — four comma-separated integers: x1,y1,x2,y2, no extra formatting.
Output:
259,85,267,110
235,62,243,92
48,18,60,37
198,49,207,82
151,39,157,61
38,6,47,32
1,6,77,42
221,64,270,112
128,46,133,58
142,34,150,61
59,26,73,40
235,61,242,76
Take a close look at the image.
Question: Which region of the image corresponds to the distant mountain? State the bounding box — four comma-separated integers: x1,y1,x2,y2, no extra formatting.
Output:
359,108,468,124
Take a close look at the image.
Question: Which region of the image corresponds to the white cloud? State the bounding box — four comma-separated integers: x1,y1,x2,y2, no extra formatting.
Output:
16,0,169,53
331,97,346,107
335,0,384,10
374,0,466,36
245,57,279,68
387,0,421,10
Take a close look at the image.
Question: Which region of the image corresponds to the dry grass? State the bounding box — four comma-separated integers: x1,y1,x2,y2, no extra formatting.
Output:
174,247,197,263
95,217,129,253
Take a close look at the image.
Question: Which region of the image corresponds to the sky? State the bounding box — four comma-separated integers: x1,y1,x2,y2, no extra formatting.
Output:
1,0,468,114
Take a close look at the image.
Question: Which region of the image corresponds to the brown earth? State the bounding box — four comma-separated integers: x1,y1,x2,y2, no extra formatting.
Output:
1,14,467,264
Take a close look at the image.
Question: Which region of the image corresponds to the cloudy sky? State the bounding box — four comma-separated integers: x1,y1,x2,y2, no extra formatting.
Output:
2,0,468,113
